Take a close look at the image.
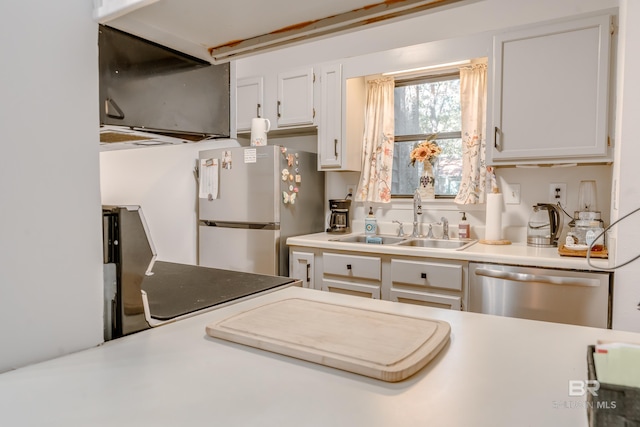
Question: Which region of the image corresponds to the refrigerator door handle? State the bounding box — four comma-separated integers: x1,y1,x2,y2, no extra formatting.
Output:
200,220,279,230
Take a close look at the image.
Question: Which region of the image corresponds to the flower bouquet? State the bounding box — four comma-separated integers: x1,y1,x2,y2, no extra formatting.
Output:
409,134,440,199
409,135,442,167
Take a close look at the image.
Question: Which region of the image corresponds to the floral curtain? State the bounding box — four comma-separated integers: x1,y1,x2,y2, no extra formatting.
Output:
355,77,395,203
455,63,488,205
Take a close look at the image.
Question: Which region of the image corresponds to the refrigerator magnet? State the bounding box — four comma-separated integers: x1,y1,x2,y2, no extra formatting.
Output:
295,174,301,183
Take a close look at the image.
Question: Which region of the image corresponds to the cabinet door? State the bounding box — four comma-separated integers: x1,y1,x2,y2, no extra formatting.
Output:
290,251,315,289
277,68,315,127
489,14,611,164
318,64,343,169
236,76,264,132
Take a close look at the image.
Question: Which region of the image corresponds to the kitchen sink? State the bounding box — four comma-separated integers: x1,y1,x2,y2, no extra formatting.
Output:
329,234,406,245
397,238,477,250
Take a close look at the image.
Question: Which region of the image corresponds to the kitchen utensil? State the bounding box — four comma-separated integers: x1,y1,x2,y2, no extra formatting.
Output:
206,297,451,382
250,117,271,146
527,203,563,247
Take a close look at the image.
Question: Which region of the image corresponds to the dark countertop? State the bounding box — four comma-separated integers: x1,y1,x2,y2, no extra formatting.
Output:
141,261,296,320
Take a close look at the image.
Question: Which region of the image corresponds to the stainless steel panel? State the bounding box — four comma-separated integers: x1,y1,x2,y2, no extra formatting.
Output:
469,262,610,328
199,146,279,223
198,224,278,276
197,145,324,276
103,205,157,338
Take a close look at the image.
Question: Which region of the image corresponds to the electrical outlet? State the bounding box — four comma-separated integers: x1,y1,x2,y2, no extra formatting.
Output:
345,185,355,198
504,183,521,204
549,183,567,207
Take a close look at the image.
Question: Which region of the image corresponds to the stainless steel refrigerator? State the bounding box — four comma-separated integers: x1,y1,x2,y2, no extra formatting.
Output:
197,145,324,276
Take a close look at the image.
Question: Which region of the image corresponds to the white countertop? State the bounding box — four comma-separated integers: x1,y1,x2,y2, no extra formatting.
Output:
0,287,637,426
287,232,612,271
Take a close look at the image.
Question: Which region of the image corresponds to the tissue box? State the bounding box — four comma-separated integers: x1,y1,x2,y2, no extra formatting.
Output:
587,345,640,426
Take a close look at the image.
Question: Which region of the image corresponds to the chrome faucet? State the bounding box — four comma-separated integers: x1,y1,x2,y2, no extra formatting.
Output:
412,190,422,237
392,220,405,237
441,216,449,240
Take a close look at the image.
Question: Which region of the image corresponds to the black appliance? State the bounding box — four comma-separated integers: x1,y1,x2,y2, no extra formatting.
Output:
102,205,297,341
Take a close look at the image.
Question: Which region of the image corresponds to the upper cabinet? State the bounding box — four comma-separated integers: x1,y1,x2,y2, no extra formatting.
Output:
236,67,316,134
488,14,612,165
236,77,264,132
277,68,315,127
317,65,364,171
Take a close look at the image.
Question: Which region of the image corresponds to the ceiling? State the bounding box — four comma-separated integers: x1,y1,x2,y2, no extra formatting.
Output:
96,0,465,63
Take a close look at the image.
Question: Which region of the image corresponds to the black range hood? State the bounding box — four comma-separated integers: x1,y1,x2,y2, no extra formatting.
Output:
99,25,230,139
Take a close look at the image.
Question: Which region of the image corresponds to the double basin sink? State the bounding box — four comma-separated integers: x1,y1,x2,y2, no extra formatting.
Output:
328,234,477,250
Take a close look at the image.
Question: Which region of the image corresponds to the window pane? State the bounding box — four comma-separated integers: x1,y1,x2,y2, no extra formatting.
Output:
392,74,462,198
394,78,461,135
391,138,462,197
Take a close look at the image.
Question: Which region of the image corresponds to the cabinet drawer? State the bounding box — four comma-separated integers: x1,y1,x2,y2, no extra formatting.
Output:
391,259,462,291
324,253,381,281
390,288,461,310
322,278,380,299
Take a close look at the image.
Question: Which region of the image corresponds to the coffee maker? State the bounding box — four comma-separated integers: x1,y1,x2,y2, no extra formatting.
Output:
327,198,351,233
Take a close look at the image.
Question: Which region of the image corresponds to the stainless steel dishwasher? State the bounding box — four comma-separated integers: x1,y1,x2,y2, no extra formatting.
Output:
469,262,611,328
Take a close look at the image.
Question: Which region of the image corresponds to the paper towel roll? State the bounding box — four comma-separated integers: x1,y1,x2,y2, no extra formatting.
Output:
485,193,503,241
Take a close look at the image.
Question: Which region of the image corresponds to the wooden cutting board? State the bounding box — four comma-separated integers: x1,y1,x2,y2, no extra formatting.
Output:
206,297,450,382
558,244,608,258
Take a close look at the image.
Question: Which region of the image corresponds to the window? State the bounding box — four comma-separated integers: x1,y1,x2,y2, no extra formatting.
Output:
391,73,462,198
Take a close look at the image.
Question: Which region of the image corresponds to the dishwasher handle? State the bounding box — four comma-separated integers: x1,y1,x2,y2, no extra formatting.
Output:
474,268,601,287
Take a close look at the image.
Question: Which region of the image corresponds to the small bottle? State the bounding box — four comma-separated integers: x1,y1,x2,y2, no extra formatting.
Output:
458,212,470,239
365,206,377,235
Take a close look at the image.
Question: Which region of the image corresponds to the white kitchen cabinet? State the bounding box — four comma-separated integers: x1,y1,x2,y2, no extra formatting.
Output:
236,68,316,133
389,258,466,310
321,252,381,299
277,67,315,127
236,77,264,132
318,72,364,171
488,14,612,165
290,251,315,289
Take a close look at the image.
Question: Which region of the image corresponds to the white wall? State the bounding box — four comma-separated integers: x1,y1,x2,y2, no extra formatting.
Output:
0,1,103,371
611,0,640,332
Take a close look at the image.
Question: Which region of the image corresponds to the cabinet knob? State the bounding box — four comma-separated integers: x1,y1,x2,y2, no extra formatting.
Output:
421,272,427,279
346,264,352,270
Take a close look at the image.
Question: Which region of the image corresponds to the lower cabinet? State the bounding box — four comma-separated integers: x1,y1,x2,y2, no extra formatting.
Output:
322,252,381,299
288,247,467,309
289,251,315,289
389,258,464,310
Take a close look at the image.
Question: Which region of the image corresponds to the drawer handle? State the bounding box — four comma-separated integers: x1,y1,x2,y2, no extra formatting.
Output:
346,264,352,270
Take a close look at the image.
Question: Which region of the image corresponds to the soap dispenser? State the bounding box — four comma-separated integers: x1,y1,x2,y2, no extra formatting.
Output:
458,212,470,239
365,206,377,235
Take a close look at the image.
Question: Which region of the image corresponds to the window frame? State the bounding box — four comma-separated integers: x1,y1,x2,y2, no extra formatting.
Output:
392,71,462,199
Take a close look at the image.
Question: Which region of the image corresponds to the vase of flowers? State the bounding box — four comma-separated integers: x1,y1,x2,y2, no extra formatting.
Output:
409,136,441,200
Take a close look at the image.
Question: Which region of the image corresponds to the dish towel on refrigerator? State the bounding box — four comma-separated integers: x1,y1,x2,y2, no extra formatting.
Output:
199,158,219,200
